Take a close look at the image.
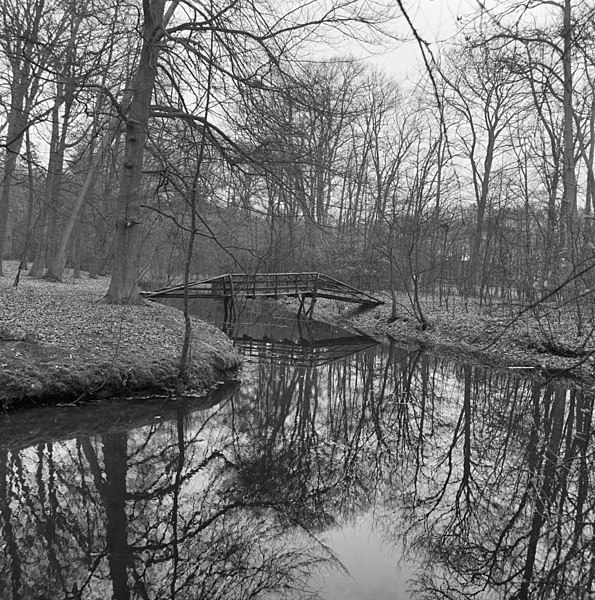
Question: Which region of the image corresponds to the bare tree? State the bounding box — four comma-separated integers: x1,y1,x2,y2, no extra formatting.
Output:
0,0,69,275
102,0,393,303
441,36,522,296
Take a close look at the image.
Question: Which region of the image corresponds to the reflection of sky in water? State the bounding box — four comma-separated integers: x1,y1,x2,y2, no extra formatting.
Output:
317,513,409,600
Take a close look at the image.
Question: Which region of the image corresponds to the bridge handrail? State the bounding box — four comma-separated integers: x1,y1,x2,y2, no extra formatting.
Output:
142,272,384,305
317,274,381,302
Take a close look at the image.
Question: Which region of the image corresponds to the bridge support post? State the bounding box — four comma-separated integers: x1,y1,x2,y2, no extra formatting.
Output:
297,294,306,318
304,273,319,319
223,298,231,329
222,299,231,335
228,274,237,321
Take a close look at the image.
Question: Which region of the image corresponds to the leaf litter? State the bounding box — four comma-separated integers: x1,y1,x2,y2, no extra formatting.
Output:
0,263,241,409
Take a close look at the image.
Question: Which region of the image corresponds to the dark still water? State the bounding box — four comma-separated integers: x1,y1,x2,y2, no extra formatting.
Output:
0,303,593,599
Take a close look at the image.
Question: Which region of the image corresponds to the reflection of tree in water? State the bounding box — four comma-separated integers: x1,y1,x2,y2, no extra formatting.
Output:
233,343,595,599
399,368,595,600
230,364,339,531
1,344,594,599
0,401,336,599
228,342,441,538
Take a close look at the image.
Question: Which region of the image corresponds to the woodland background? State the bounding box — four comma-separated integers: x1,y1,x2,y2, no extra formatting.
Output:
1,0,594,326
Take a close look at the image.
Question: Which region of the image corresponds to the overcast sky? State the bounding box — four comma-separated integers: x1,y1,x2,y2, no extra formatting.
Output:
368,0,484,78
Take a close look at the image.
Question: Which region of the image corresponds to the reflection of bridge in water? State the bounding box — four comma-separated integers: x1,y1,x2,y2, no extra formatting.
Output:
142,272,383,318
223,318,379,367
151,287,380,367
232,333,379,367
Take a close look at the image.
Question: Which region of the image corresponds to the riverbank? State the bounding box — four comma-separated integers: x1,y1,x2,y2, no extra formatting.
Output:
282,292,595,386
0,264,242,410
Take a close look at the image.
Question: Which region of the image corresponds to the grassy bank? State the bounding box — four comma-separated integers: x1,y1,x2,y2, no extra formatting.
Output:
0,264,242,410
287,291,595,385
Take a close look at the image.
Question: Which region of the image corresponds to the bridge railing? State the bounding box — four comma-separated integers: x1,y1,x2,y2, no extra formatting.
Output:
225,273,320,297
143,272,383,306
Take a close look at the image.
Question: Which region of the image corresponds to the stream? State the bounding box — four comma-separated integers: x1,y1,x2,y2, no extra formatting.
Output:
0,299,592,599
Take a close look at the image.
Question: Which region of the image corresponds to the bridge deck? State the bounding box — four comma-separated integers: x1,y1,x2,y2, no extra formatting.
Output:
142,272,383,306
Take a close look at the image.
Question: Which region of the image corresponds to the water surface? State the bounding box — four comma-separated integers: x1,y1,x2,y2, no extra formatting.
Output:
0,303,592,599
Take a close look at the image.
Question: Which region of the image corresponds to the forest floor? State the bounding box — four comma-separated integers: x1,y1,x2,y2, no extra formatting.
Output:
0,262,242,410
282,290,595,388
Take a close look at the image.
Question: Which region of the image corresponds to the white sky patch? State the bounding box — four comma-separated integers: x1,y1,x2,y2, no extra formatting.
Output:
314,512,411,600
366,0,486,79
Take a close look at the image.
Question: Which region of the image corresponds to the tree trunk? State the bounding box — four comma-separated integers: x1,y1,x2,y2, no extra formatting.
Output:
103,432,131,600
559,0,577,255
72,220,82,278
47,103,126,281
0,2,37,275
19,130,37,271
103,0,172,304
0,108,26,273
470,129,496,294
30,98,62,278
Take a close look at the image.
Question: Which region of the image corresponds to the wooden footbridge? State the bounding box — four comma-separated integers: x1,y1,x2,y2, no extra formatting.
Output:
142,272,383,317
